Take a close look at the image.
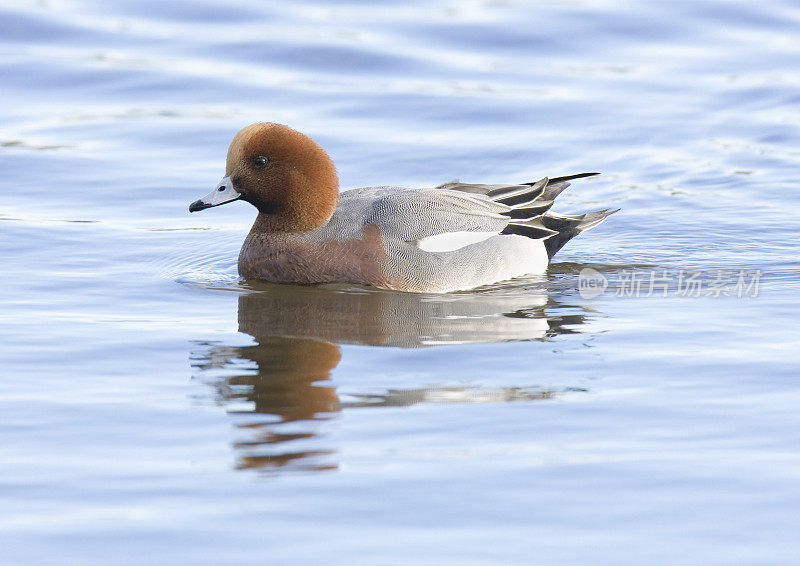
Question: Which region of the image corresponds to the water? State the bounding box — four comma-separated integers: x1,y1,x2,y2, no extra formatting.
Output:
2,1,800,564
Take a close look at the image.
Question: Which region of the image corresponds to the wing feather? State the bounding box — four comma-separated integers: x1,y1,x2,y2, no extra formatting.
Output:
367,188,510,242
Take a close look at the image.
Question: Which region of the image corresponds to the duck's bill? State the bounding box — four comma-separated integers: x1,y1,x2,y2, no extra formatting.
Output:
189,176,241,212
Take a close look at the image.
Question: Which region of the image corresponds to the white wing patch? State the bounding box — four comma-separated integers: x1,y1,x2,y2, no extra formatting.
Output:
417,231,499,253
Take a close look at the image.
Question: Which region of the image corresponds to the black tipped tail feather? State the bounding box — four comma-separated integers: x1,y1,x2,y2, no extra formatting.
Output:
498,173,617,259
540,209,619,259
527,172,601,185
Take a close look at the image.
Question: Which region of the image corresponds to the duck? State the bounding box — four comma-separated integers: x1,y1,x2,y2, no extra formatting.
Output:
189,123,617,293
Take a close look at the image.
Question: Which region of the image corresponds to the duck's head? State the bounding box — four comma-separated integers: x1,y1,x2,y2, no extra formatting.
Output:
189,123,339,232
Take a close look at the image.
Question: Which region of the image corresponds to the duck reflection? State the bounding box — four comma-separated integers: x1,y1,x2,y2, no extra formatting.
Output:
190,280,592,473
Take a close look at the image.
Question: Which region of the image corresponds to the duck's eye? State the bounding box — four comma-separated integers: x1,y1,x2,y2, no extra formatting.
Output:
253,155,268,168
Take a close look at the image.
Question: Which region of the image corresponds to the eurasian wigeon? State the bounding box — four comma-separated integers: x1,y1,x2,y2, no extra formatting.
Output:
189,123,617,293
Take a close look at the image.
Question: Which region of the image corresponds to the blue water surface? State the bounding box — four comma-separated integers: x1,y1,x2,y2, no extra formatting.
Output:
1,1,800,564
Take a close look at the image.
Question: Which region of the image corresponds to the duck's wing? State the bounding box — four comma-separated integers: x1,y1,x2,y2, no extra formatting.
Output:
434,176,583,240
365,187,517,244
337,172,615,257
437,173,618,257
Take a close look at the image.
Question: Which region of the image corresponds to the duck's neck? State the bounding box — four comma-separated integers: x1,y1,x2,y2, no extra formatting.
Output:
250,211,295,234
248,205,333,234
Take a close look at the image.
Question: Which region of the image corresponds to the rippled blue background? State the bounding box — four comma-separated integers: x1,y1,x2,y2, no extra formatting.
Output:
2,1,800,564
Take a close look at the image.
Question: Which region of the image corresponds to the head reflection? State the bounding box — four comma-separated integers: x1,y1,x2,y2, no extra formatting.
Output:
191,281,590,473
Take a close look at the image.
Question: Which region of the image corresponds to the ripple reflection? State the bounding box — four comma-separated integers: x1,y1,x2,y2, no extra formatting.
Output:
190,282,596,473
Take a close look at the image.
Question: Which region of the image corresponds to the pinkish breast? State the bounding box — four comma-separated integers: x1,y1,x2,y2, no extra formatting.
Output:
238,223,395,288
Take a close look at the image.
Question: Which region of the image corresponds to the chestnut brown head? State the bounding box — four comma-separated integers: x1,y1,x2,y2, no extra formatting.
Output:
190,123,339,233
